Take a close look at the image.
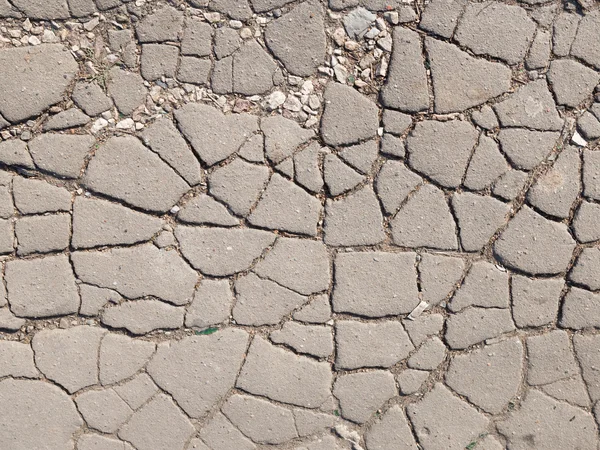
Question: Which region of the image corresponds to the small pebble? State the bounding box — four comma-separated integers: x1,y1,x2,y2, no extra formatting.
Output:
91,118,108,133
283,95,302,112
239,27,253,39
345,41,360,51
116,118,135,129
265,91,286,110
204,12,221,23
83,17,99,31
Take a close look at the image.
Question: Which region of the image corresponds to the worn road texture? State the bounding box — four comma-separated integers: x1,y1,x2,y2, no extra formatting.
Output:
0,0,599,448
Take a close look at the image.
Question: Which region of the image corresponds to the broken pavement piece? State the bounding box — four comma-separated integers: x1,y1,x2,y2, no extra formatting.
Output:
375,159,422,214
320,82,379,147
265,1,326,77
464,135,510,190
511,275,563,328
135,5,184,43
176,226,275,276
0,379,83,450
333,370,397,424
72,243,197,306
419,253,465,306
446,338,523,414
28,133,94,179
236,336,333,408
72,196,163,249
448,260,509,312
0,140,35,170
527,144,581,218
101,300,185,335
498,128,560,171
197,412,255,450
494,80,563,131
407,336,446,371
451,192,510,252
293,294,332,324
403,313,444,346
390,184,458,250
445,307,515,349
381,26,429,113
185,279,234,329
0,44,78,123
570,9,600,70
118,394,195,450
6,255,79,318
497,389,598,450
254,237,330,295
175,102,259,166
270,322,333,359
141,117,203,186
248,174,322,237
222,394,298,445
177,193,239,227
233,40,280,96
262,115,313,164
569,247,600,291
208,157,270,216
107,67,148,116
323,153,363,196
0,341,39,378
548,59,600,108
32,326,106,393
407,119,478,188
99,333,155,386
397,369,429,395
407,383,490,450
147,329,249,418
526,330,579,386
335,320,413,369
233,273,307,326
43,108,90,131
454,1,536,65
493,206,576,275
560,287,600,330
333,251,419,317
426,37,511,113
324,185,385,246
83,136,189,214
75,389,133,434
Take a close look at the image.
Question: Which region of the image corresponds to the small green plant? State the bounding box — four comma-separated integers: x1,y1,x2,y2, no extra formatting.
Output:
333,410,340,417
80,47,112,91
195,327,218,336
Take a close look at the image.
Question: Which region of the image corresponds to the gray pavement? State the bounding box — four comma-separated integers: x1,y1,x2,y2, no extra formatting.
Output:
0,0,599,448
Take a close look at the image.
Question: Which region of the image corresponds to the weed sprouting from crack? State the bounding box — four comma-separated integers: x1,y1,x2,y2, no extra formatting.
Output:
79,47,112,91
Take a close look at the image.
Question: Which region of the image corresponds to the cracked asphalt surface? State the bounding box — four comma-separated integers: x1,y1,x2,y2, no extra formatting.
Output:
0,0,599,448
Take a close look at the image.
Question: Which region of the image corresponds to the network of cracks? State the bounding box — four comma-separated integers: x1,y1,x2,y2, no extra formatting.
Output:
0,0,599,448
